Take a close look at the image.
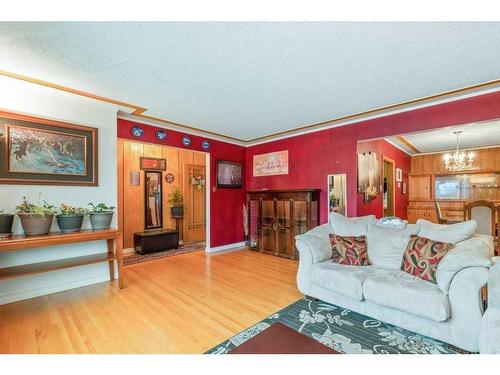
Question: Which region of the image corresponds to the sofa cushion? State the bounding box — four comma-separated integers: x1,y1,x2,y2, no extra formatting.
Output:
310,262,390,301
417,219,477,245
329,234,369,266
364,270,451,322
402,235,454,283
366,223,420,269
329,212,376,236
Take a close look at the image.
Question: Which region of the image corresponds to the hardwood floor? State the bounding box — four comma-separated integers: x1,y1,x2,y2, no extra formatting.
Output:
0,249,301,354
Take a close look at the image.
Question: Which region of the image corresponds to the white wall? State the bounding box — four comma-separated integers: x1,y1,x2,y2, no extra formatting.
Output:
0,75,121,305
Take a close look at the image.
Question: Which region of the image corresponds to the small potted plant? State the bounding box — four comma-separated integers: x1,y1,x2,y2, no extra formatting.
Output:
56,204,88,233
168,187,184,218
16,195,55,236
88,203,115,230
0,209,15,239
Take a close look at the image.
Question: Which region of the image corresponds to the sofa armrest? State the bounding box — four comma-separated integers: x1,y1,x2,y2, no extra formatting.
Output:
436,234,493,294
487,257,500,309
295,224,332,265
448,266,489,351
295,223,332,295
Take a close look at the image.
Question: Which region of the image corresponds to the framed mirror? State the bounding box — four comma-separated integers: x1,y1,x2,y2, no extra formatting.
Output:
145,171,163,230
327,174,347,218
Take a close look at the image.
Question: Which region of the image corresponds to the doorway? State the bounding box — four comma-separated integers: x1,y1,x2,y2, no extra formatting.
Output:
383,157,395,217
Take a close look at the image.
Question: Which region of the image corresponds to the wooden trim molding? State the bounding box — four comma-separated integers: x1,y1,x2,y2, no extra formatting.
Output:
2,69,500,145
397,136,420,153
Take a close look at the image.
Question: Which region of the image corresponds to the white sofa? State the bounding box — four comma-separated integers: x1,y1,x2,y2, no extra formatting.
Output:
479,258,500,353
296,219,494,352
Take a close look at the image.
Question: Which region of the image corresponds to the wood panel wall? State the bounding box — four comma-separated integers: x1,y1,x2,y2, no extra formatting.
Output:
118,139,207,249
411,146,500,175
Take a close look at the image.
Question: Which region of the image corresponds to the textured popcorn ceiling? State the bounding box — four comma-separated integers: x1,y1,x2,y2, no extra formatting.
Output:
0,22,499,140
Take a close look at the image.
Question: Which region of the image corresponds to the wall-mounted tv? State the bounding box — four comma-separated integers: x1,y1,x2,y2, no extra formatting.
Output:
217,160,242,188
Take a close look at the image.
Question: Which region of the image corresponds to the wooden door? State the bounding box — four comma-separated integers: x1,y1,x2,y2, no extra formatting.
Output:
183,164,206,243
408,175,432,201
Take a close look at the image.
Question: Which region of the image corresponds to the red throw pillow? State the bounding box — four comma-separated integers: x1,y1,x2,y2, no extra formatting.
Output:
402,235,454,283
329,234,369,266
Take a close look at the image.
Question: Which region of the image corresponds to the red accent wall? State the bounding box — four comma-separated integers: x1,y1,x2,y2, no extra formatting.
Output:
118,118,246,248
246,91,500,224
356,139,411,219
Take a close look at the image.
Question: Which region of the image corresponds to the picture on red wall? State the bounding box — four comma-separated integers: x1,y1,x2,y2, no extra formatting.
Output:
253,150,288,177
217,160,242,188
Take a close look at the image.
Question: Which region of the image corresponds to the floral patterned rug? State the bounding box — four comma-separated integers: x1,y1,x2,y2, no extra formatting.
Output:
206,298,468,354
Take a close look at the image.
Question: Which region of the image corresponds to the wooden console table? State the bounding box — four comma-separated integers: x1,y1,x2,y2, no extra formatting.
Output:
0,229,124,289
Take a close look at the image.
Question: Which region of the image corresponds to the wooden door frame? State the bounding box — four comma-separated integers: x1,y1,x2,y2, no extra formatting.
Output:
382,156,396,217
116,138,211,253
326,173,347,219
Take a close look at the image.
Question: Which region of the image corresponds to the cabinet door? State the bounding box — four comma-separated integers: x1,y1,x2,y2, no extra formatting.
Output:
407,208,417,224
425,209,438,223
408,175,432,201
260,199,276,254
276,199,293,258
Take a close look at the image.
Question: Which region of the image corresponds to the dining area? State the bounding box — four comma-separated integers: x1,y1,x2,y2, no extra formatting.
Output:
434,199,500,255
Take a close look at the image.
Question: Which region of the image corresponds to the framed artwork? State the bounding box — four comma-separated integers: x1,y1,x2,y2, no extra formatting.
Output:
140,157,167,171
253,150,288,177
396,168,403,182
357,151,380,202
217,160,242,188
0,111,98,186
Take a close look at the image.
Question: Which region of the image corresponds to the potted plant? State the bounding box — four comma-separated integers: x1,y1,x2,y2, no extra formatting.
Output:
56,204,88,233
16,196,55,236
88,203,115,230
0,209,15,239
168,187,184,218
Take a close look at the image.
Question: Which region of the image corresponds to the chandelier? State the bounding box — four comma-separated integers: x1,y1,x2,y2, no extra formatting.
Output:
444,131,475,172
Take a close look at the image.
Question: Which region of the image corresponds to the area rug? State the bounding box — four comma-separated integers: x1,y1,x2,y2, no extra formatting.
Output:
206,298,468,354
123,241,205,266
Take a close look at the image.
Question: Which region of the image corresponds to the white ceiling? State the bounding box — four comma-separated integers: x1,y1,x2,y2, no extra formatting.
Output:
386,120,500,154
0,22,500,141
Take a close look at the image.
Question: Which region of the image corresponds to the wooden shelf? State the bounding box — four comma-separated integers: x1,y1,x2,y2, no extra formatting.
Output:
0,229,119,252
0,253,113,281
0,229,124,288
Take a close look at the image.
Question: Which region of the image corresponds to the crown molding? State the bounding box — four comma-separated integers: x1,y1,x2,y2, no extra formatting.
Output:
2,69,500,147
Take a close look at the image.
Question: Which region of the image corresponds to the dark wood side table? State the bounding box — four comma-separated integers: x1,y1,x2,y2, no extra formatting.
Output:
0,229,124,289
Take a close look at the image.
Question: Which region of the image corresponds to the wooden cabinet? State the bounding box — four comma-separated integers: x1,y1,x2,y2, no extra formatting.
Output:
247,189,320,260
407,201,465,224
408,175,432,201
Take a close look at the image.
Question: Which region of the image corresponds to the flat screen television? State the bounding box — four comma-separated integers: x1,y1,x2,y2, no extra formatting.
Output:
217,160,242,188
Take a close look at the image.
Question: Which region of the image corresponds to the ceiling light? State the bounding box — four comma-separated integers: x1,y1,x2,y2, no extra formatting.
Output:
444,131,475,172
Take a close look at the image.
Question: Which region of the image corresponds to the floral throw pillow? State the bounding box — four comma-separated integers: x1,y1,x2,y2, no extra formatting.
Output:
329,234,369,266
401,235,454,283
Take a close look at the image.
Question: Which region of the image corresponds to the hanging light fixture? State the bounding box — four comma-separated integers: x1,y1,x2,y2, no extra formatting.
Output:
443,131,475,172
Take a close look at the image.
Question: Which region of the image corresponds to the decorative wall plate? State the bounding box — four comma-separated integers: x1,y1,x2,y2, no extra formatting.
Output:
182,136,191,146
156,129,167,141
131,126,144,138
165,173,175,183
201,140,210,150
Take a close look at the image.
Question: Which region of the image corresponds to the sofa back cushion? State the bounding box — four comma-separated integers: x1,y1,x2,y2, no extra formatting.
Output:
329,212,376,236
402,235,454,283
366,223,420,269
329,234,369,266
417,219,477,245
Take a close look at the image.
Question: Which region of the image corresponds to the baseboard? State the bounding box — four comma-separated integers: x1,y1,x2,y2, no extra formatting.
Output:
205,241,246,253
0,273,112,306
